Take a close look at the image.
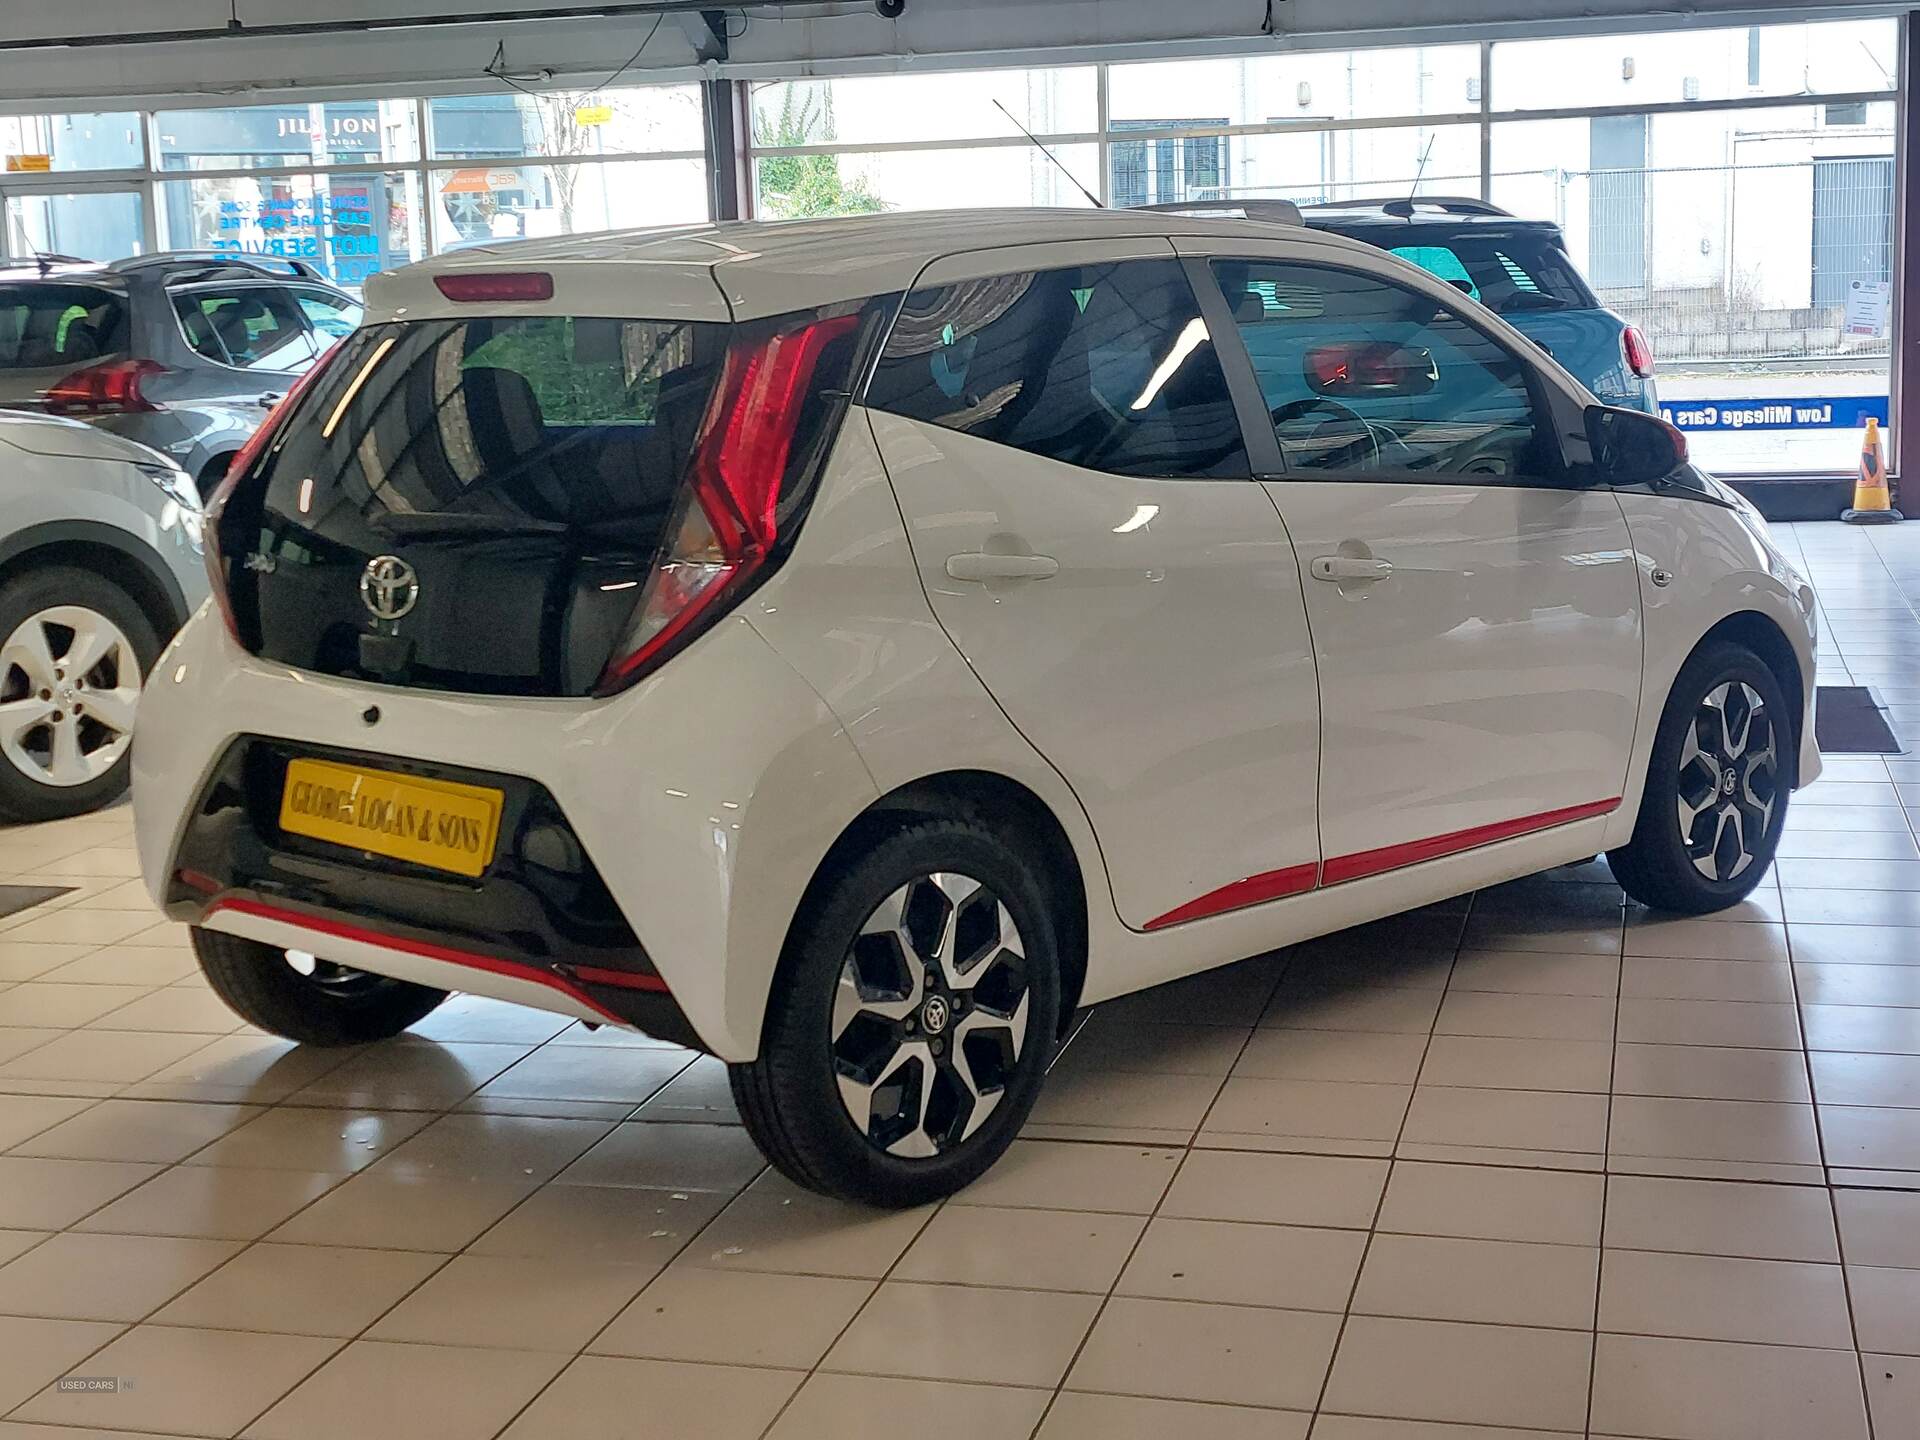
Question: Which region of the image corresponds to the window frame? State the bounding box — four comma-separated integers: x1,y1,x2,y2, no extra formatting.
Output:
1192,251,1583,489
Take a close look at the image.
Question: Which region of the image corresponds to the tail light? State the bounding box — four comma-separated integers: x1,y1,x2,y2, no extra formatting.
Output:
43,358,165,416
1622,325,1655,379
204,349,343,641
594,311,861,695
434,272,555,303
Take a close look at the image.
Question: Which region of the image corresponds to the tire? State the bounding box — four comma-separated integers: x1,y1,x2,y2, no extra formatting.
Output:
0,565,159,823
731,816,1062,1208
1608,640,1794,913
192,927,447,1046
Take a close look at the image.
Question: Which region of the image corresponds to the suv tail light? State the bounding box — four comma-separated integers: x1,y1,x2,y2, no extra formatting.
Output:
1622,325,1655,380
594,311,862,695
43,358,165,416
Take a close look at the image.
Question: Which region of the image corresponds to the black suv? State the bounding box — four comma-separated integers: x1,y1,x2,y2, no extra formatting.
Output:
0,252,362,497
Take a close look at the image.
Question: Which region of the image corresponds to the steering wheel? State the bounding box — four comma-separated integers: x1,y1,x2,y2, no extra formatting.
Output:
1270,397,1381,470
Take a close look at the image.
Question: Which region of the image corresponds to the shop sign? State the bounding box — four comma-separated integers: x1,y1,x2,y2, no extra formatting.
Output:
1660,396,1889,432
4,155,51,173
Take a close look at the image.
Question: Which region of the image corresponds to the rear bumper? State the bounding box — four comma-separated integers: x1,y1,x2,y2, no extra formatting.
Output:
133,606,881,1060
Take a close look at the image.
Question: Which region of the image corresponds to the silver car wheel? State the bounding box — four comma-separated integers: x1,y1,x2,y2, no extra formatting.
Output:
1676,680,1778,882
832,872,1032,1159
0,605,140,789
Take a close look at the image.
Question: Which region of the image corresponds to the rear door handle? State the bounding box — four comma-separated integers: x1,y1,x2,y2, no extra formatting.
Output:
1310,556,1393,583
254,392,283,409
946,552,1060,583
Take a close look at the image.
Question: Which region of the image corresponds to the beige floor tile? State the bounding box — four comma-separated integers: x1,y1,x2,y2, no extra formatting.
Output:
1608,1096,1821,1166
245,1340,565,1440
0,984,151,1029
1796,961,1920,1007
0,1314,122,1412
83,986,240,1035
0,942,96,983
153,1243,444,1336
288,1041,530,1109
894,1203,1144,1293
2,911,150,948
9,1099,260,1163
950,1139,1180,1215
185,1106,431,1172
826,1280,1098,1387
1589,1333,1870,1440
1612,1042,1812,1102
466,1181,726,1268
1802,1004,1920,1055
365,1253,653,1352
1457,915,1622,956
1201,1076,1410,1144
1836,1187,1920,1268
1446,949,1620,996
0,1230,239,1321
1606,1175,1838,1262
774,1373,1052,1440
267,1171,538,1253
14,1325,338,1435
0,1027,60,1066
1600,1248,1853,1348
1116,1216,1365,1311
1376,1161,1603,1245
1053,1019,1250,1077
1848,1265,1920,1355
1263,984,1442,1034
1279,948,1454,992
40,944,198,986
551,1120,765,1191
1626,917,1789,961
1417,1035,1612,1092
1353,1232,1598,1329
497,1354,798,1440
1821,1104,1920,1170
1620,956,1795,1002
1400,1086,1609,1154
593,1265,872,1368
1813,1050,1920,1107
473,1044,691,1104
1434,990,1615,1042
1231,1027,1428,1084
0,1157,160,1229
630,1055,742,1125
685,1172,933,1277
371,1112,613,1184
1036,1391,1306,1440
0,1029,211,1085
1066,1295,1338,1410
73,1164,340,1240
1322,1315,1591,1432
1315,1423,1577,1440
1865,1352,1920,1439
124,1034,354,1104
0,1094,93,1150
1616,997,1803,1049
1027,1067,1221,1134
409,995,576,1045
1160,1149,1387,1229
0,1231,43,1265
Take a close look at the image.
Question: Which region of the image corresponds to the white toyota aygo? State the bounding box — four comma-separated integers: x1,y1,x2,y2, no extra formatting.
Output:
135,208,1819,1206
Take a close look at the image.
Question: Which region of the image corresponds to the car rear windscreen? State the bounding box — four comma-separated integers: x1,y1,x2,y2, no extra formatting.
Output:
221,313,730,696
1385,235,1598,316
0,284,128,371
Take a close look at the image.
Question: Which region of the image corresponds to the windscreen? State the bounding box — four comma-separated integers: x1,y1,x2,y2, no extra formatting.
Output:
221,313,730,695
1385,234,1598,316
0,284,128,371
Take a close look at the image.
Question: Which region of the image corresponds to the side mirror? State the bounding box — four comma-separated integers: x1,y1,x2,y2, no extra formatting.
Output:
1305,341,1438,400
1586,405,1688,486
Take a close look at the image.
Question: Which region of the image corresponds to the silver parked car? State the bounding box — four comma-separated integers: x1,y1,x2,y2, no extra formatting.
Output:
0,252,362,499
0,410,206,820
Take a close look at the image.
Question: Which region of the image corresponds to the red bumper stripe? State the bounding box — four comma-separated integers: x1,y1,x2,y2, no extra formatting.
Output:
203,897,647,1024
1144,797,1620,930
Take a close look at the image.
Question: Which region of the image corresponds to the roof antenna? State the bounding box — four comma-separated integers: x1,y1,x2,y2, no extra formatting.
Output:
1385,134,1437,220
994,99,1104,209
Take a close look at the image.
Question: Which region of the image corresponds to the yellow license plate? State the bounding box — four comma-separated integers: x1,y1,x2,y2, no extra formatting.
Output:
279,758,503,878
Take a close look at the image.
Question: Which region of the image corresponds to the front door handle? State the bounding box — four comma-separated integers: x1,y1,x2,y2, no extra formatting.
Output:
1310,555,1393,583
946,552,1060,583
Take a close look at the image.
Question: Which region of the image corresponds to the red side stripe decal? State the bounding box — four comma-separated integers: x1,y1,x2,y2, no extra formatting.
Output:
203,898,650,1023
1144,861,1320,931
1144,797,1620,931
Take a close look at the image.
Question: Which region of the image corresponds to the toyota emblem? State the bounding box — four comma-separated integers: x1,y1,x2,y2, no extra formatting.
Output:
359,555,420,622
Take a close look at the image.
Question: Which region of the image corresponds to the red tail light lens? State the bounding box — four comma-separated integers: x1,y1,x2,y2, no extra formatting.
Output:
204,350,342,641
595,312,861,695
43,358,165,416
434,272,555,303
1622,325,1655,379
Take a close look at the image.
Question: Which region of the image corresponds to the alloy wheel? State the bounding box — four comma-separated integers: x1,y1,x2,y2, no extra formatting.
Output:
0,605,140,789
832,872,1032,1158
1676,680,1778,882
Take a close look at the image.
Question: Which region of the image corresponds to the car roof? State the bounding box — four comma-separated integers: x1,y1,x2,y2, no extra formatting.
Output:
365,206,1395,324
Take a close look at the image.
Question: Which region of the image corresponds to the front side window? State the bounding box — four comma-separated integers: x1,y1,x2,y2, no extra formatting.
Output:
1212,259,1559,483
172,285,316,371
865,257,1248,480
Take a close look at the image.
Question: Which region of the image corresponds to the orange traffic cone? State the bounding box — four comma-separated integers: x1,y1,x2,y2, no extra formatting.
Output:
1845,416,1901,523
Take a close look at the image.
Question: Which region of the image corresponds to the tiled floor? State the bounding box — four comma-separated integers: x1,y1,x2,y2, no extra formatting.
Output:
1,521,1919,1437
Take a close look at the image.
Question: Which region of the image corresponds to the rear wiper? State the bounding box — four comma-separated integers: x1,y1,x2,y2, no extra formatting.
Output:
371,512,569,540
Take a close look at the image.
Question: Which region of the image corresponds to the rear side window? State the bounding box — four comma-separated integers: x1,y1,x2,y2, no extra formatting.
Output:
291,288,363,349
865,258,1249,480
172,286,317,371
1384,235,1596,316
0,284,127,370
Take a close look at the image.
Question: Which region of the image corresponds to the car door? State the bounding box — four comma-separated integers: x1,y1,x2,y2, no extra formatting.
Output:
862,241,1323,932
1183,240,1642,884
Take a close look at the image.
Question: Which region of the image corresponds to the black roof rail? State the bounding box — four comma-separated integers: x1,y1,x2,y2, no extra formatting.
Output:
1301,196,1515,219
108,250,328,282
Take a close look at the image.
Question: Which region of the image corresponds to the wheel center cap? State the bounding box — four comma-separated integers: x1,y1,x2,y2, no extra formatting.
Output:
1721,769,1739,797
920,995,950,1036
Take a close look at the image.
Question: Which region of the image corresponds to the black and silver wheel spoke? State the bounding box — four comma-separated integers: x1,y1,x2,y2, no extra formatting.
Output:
832,872,1030,1158
1678,681,1778,883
